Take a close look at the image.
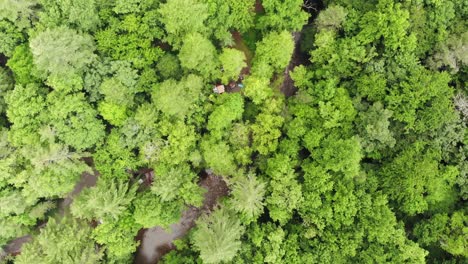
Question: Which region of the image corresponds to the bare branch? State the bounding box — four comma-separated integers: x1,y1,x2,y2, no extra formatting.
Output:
303,0,318,11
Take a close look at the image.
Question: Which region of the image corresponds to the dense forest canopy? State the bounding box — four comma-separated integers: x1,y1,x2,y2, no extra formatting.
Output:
0,0,467,263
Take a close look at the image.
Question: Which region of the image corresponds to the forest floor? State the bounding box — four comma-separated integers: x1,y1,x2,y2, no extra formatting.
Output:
134,172,229,264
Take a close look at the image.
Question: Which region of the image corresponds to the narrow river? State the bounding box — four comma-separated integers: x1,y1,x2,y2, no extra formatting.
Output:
134,173,229,263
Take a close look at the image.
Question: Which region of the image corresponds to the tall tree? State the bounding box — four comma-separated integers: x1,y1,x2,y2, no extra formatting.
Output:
178,33,219,79
46,91,105,150
152,74,204,118
37,0,100,31
15,218,103,264
158,0,209,47
29,26,96,79
257,0,309,32
252,31,295,78
192,207,244,264
71,179,137,221
230,174,266,223
219,48,247,84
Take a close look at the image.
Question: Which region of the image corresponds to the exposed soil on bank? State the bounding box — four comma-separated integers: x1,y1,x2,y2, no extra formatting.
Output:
134,172,229,264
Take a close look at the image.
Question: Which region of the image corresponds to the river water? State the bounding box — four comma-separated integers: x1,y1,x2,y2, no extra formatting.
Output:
134,173,229,263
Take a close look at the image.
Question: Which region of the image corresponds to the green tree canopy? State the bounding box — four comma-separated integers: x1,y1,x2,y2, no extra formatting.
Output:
158,0,209,47
178,33,219,79
192,207,244,264
15,218,102,264
29,26,96,78
219,48,247,83
152,74,204,118
257,0,309,32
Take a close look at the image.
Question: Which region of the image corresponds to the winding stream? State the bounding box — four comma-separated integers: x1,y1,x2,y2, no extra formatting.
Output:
134,173,229,264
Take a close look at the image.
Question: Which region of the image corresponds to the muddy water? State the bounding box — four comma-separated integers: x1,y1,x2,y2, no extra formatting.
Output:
59,170,99,215
134,173,229,264
133,207,199,264
280,31,310,97
0,235,31,259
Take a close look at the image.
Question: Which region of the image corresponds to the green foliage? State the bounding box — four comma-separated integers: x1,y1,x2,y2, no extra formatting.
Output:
157,53,181,79
315,136,362,178
29,26,96,78
113,0,155,14
15,218,103,264
6,44,39,85
0,0,36,29
0,68,14,115
252,31,295,78
0,20,24,57
37,0,100,31
219,48,247,83
243,76,273,105
230,174,266,223
1,0,467,263
192,207,244,264
414,210,467,258
46,92,105,150
151,163,204,206
93,130,141,181
265,154,302,224
21,142,91,200
201,137,237,176
428,32,468,73
96,62,140,126
234,222,304,263
228,123,253,166
251,99,284,155
95,11,164,69
152,74,204,118
139,120,199,167
316,5,348,31
178,33,219,79
257,0,309,32
0,185,54,245
99,71,138,107
385,67,456,133
98,102,128,126
356,102,396,158
204,0,255,44
71,179,137,221
406,0,456,57
158,0,209,47
92,210,141,259
5,83,46,147
207,93,244,133
380,141,458,215
132,192,183,229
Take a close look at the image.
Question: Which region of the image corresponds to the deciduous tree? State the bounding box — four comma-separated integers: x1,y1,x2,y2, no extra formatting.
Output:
158,0,209,47
219,48,247,84
29,26,96,78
